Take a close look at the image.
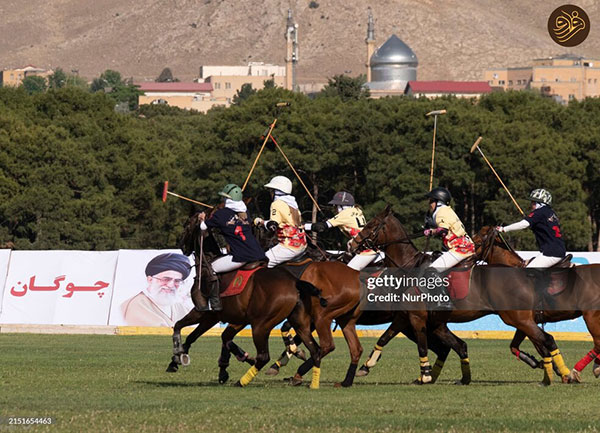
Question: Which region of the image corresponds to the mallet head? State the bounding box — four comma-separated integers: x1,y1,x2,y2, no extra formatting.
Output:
162,181,169,202
470,137,483,154
426,109,447,116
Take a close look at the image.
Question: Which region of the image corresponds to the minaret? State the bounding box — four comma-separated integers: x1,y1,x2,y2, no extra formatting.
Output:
285,9,298,91
366,8,375,83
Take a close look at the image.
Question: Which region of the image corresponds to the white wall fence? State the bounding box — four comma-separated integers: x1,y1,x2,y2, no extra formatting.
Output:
0,249,598,331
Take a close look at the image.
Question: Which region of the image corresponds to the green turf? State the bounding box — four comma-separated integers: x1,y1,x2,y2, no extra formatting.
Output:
1,334,599,432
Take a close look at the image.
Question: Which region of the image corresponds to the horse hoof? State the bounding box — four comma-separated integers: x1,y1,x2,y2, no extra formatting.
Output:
165,362,179,373
234,381,243,387
218,372,229,384
355,366,369,377
333,382,342,388
180,354,190,367
412,378,423,385
284,375,303,386
294,349,307,361
561,375,569,384
538,380,551,387
421,374,432,384
265,366,280,376
593,365,600,379
455,378,470,386
567,369,582,384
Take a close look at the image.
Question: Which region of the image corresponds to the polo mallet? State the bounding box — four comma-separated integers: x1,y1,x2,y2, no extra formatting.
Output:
162,181,213,208
242,119,277,191
426,109,447,191
470,137,524,216
267,134,322,214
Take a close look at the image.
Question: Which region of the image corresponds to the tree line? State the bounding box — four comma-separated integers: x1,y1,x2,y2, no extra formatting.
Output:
0,82,598,252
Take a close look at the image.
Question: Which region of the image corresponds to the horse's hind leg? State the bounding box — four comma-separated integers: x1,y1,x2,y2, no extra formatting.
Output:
286,304,322,389
357,314,406,377
266,320,307,376
292,316,336,386
509,329,542,369
569,311,600,383
336,313,363,388
166,309,216,372
235,321,278,387
218,323,249,385
409,311,432,384
431,325,470,385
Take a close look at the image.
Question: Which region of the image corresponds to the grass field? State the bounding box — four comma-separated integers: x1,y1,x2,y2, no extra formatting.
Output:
1,334,599,433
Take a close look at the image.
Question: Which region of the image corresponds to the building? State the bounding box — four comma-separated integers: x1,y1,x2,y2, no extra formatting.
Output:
485,54,600,104
137,82,218,112
364,10,418,98
0,65,52,87
406,81,493,99
197,62,286,102
484,67,532,91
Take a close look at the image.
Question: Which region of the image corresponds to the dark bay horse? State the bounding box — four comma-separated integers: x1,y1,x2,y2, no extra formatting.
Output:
166,212,325,388
351,207,570,385
472,226,600,383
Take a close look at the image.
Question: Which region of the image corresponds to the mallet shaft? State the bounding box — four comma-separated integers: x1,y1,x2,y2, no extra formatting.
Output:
242,119,278,191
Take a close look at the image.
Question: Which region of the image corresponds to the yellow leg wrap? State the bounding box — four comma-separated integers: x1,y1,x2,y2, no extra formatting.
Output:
282,330,290,338
550,349,570,377
239,365,259,387
431,359,445,381
310,367,321,390
275,360,282,368
374,344,383,351
542,357,553,385
419,356,430,367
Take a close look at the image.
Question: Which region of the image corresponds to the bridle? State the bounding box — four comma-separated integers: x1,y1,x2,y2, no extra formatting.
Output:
474,228,525,266
349,213,425,268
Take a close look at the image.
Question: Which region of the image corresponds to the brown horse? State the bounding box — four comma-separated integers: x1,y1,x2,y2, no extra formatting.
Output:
472,226,600,383
351,207,571,385
166,212,325,388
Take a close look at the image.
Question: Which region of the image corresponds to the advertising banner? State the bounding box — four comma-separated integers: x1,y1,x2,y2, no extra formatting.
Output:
0,251,118,325
0,249,12,315
108,250,195,327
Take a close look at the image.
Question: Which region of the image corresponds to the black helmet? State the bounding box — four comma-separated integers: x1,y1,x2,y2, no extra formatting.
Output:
426,187,452,205
329,191,355,206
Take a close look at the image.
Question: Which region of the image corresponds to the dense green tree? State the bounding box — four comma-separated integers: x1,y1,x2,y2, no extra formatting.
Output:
21,76,47,94
48,68,68,89
319,74,370,101
232,83,257,105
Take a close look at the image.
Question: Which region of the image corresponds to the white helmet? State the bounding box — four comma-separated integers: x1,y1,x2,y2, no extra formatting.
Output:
264,176,292,194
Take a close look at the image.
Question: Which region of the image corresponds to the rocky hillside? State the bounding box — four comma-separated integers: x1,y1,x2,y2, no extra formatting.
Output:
1,0,599,84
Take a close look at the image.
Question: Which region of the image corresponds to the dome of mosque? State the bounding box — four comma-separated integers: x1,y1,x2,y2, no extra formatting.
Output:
370,35,418,67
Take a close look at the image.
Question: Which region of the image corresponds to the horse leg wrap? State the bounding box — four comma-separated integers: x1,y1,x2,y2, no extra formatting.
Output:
218,344,231,369
542,357,553,385
460,358,471,383
365,345,383,368
431,358,445,382
297,358,315,377
550,349,570,377
310,367,321,390
239,365,259,387
420,357,432,384
226,341,249,363
279,350,293,367
574,349,599,372
514,349,540,369
341,363,358,387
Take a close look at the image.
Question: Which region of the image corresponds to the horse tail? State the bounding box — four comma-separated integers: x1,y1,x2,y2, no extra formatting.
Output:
296,280,328,307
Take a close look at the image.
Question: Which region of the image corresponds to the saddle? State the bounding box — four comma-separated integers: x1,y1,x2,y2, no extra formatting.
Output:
279,254,313,280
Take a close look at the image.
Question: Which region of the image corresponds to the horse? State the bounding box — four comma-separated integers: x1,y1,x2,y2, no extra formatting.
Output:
165,212,325,388
349,206,571,385
472,226,600,383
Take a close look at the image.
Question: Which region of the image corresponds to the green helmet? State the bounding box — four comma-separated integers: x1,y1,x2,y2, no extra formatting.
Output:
528,188,552,205
219,183,243,201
